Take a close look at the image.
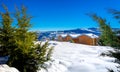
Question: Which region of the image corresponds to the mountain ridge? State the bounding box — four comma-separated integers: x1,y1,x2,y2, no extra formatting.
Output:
37,27,120,40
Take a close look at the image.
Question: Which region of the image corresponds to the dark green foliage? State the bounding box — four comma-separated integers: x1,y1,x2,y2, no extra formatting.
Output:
89,13,120,71
8,42,53,72
107,67,120,72
108,9,120,23
69,39,74,43
0,5,16,56
88,9,120,72
7,6,37,72
88,14,120,48
51,37,55,40
109,50,120,64
101,50,120,72
34,42,53,68
107,68,114,72
46,45,54,61
100,50,120,63
109,9,120,47
0,5,53,72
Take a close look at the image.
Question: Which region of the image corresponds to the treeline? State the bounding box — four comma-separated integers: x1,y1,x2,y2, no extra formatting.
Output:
0,5,53,72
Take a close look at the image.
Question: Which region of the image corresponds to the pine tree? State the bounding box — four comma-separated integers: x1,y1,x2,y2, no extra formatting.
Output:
0,5,15,56
5,6,54,72
88,14,119,48
7,6,36,72
109,9,120,42
109,9,120,23
0,4,53,72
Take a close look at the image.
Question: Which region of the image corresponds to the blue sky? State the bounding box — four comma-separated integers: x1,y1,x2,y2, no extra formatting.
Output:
0,0,120,31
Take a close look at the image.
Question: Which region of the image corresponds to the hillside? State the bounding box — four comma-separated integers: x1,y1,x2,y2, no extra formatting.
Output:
38,41,119,72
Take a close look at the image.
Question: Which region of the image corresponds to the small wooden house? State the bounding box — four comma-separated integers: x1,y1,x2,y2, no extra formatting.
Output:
58,33,98,45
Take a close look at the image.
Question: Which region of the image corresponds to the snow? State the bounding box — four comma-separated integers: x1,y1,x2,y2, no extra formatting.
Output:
81,28,96,32
60,34,81,38
1,41,118,72
38,41,119,72
0,64,19,72
0,57,19,72
59,33,98,38
69,34,81,38
60,34,68,38
85,33,99,38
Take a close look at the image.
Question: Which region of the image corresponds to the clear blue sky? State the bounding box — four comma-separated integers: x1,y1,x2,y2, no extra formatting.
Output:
0,0,120,31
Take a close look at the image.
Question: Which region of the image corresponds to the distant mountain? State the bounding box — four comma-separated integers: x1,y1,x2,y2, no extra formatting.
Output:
58,27,100,35
37,27,120,40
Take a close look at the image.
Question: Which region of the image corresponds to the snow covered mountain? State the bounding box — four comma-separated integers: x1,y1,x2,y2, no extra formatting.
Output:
37,28,100,40
60,27,100,34
38,41,119,72
37,28,120,41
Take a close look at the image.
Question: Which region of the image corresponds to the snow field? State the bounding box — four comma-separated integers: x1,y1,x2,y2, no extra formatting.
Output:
39,41,119,72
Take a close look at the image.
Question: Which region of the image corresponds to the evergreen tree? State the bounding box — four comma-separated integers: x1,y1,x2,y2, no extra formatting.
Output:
109,9,120,40
0,5,15,56
7,6,36,72
88,14,119,48
4,6,54,72
109,9,120,23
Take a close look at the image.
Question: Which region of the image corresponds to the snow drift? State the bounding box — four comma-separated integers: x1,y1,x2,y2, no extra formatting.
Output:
0,64,19,72
38,41,119,72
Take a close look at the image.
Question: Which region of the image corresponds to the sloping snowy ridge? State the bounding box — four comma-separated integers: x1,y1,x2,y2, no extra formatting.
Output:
38,41,119,72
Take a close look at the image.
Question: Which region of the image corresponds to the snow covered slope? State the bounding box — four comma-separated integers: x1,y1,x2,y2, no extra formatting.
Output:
38,41,119,72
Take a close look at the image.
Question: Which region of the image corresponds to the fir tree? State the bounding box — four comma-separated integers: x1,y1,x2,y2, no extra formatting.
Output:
88,14,119,48
0,4,53,72
0,5,15,56
4,6,54,72
109,9,120,23
109,9,120,41
7,6,36,72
